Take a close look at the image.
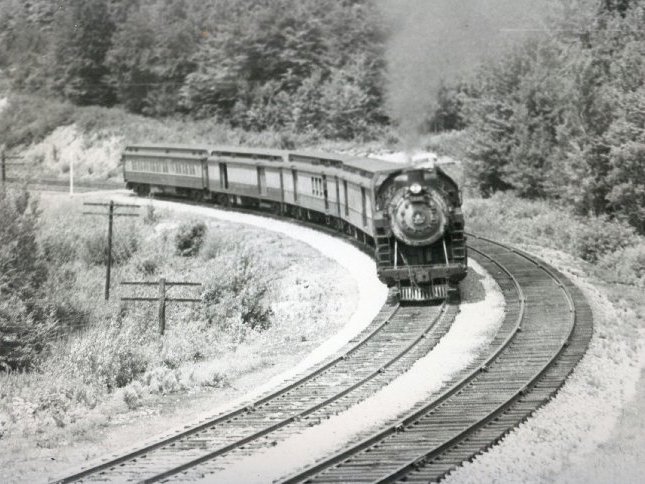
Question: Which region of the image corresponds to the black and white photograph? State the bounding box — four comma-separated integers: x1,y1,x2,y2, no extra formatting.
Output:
0,0,643,482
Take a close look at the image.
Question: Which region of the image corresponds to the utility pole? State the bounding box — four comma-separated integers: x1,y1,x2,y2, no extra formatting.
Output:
106,201,114,300
158,277,166,334
1,149,24,188
120,280,202,334
83,200,140,300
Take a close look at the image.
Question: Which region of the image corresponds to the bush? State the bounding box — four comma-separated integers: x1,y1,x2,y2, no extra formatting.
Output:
175,221,207,257
41,232,79,265
82,223,139,266
597,243,645,287
143,202,159,225
0,189,53,369
570,216,638,263
123,381,144,409
0,95,74,148
136,255,160,275
200,251,273,332
63,317,154,391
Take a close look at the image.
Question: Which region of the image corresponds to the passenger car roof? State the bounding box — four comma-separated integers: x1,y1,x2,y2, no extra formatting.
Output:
289,150,405,174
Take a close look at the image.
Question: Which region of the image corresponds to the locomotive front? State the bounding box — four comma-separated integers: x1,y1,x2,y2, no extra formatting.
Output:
374,167,467,302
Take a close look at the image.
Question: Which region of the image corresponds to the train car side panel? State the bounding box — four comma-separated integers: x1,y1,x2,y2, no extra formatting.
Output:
227,163,260,197
283,169,296,204
264,167,283,202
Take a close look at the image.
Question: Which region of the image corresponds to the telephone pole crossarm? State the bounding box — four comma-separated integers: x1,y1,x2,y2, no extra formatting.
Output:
119,279,202,334
82,200,140,300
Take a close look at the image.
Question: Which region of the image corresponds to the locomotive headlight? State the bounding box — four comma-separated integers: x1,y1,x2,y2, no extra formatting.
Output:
410,183,422,195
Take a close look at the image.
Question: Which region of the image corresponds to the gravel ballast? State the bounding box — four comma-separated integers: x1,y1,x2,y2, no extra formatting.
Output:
196,260,505,483
444,247,645,484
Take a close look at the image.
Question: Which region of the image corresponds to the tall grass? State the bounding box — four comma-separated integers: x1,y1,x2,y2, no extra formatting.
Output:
0,199,290,442
464,192,644,286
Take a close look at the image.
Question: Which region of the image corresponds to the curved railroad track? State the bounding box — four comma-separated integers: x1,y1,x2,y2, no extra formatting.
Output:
280,235,593,483
54,297,460,483
47,191,593,484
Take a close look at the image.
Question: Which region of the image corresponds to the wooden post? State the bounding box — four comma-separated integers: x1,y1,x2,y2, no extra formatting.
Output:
158,277,166,335
83,201,139,301
105,201,114,300
70,157,74,196
120,280,200,335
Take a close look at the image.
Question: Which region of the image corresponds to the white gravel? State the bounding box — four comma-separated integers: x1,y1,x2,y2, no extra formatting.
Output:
196,260,505,483
443,248,645,484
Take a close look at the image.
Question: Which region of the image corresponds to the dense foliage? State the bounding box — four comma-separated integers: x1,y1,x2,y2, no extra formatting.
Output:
460,1,644,233
0,0,388,138
0,0,642,233
0,190,52,369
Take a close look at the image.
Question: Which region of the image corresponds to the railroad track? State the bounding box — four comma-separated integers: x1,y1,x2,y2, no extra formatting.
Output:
54,297,460,483
47,192,593,483
280,235,593,483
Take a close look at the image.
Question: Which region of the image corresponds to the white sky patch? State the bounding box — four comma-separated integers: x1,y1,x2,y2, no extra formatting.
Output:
0,97,7,117
113,195,388,412
199,259,505,483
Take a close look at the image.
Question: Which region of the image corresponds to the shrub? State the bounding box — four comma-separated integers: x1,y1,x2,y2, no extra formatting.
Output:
0,296,56,371
0,189,54,369
200,232,240,260
0,95,74,148
136,255,159,275
41,232,79,265
82,223,139,266
123,381,144,409
175,221,207,257
144,367,182,394
200,252,273,332
143,202,159,225
113,348,149,389
597,243,645,287
570,216,638,263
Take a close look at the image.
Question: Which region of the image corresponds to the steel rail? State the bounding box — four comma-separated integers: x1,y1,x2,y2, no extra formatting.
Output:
53,302,400,483
279,239,528,484
140,304,453,483
372,235,578,483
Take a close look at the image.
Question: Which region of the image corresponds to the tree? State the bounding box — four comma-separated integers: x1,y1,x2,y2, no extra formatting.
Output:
460,1,645,233
180,0,387,135
51,0,116,106
0,189,52,370
106,0,199,115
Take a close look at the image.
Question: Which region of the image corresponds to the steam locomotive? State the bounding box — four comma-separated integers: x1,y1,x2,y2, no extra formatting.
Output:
122,145,467,301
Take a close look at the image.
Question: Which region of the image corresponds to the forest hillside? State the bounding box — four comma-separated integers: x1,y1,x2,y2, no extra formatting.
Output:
0,0,643,234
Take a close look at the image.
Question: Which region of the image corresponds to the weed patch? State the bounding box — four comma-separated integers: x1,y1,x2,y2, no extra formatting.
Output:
464,192,644,286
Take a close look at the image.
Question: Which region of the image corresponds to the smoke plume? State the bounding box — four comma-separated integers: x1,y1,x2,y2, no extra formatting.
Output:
377,0,548,146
